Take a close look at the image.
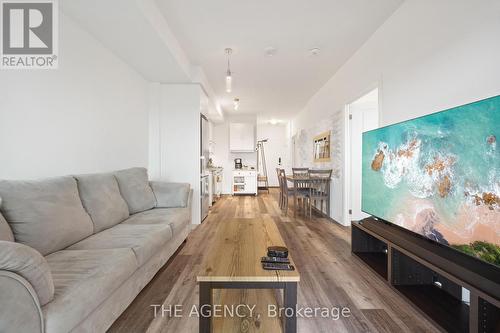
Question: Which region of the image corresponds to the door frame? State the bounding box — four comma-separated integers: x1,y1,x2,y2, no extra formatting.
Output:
342,85,381,226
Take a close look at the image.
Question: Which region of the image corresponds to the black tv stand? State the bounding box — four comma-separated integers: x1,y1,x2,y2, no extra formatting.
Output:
352,217,500,333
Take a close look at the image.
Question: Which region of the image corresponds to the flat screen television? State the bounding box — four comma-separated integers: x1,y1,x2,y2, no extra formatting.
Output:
362,95,500,267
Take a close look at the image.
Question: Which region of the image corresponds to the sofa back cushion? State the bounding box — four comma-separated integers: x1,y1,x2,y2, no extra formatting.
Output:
114,168,155,214
0,177,94,255
74,173,130,233
0,206,14,242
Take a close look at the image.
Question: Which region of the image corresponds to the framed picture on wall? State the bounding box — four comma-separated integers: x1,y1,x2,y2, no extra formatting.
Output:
313,131,331,162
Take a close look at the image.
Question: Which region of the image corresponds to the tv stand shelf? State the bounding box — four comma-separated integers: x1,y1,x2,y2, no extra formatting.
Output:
351,224,388,279
355,252,388,279
352,218,500,333
394,285,469,332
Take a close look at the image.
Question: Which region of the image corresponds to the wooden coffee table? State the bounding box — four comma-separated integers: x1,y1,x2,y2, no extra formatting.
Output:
197,217,300,333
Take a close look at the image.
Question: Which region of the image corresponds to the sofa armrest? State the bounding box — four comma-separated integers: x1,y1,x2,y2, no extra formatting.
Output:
150,182,191,208
0,270,44,333
0,241,54,306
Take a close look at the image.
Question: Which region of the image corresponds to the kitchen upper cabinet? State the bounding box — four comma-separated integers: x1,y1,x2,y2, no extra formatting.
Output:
229,123,255,152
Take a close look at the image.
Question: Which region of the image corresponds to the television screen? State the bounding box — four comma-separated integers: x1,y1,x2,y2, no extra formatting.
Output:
362,95,500,267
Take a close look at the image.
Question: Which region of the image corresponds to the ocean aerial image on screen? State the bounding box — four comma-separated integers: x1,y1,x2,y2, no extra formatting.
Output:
362,96,500,266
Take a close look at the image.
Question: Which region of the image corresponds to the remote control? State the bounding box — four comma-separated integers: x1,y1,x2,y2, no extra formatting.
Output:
262,262,295,271
261,256,290,264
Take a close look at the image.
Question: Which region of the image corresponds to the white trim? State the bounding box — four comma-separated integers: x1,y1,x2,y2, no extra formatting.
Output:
342,104,351,226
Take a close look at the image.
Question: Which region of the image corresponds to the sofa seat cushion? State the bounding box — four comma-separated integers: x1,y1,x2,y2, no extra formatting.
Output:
114,168,156,214
123,208,190,237
67,224,172,266
0,177,94,255
74,173,129,233
43,249,137,333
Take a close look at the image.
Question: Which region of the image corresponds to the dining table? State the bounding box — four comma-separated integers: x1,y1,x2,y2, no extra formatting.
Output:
285,175,331,217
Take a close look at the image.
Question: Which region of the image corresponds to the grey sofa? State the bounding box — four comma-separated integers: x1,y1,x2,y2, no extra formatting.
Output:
0,168,192,333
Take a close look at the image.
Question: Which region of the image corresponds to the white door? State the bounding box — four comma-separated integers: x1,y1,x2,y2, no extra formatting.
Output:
348,89,379,222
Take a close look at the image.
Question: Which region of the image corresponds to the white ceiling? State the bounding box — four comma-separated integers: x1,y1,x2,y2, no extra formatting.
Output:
156,0,403,120
61,0,192,83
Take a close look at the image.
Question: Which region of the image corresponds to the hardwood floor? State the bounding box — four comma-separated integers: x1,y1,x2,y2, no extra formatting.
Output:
109,190,439,333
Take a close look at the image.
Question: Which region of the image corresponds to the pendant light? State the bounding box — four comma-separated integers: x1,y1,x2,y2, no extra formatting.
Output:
225,48,232,93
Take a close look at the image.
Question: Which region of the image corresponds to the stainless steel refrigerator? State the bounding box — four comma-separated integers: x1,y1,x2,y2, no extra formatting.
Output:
200,115,210,221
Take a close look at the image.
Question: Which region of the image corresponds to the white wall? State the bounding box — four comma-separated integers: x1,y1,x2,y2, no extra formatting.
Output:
212,114,257,194
291,0,500,225
0,13,149,179
148,84,202,224
256,123,291,187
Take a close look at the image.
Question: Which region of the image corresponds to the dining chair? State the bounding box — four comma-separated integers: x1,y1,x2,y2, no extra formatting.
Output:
292,168,310,187
308,169,332,217
278,169,296,216
291,168,311,217
276,168,283,209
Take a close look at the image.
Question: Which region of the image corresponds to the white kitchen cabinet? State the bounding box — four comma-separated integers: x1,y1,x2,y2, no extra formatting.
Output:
229,123,255,152
232,170,257,195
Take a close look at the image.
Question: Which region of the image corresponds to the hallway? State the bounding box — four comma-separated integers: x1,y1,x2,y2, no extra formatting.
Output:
110,190,439,333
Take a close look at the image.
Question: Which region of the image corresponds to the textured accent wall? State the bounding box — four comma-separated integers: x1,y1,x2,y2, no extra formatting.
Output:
293,109,344,222
294,109,343,177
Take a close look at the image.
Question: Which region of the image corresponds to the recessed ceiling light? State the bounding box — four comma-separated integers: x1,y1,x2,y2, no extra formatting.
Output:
269,119,279,125
309,48,320,56
265,47,277,57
